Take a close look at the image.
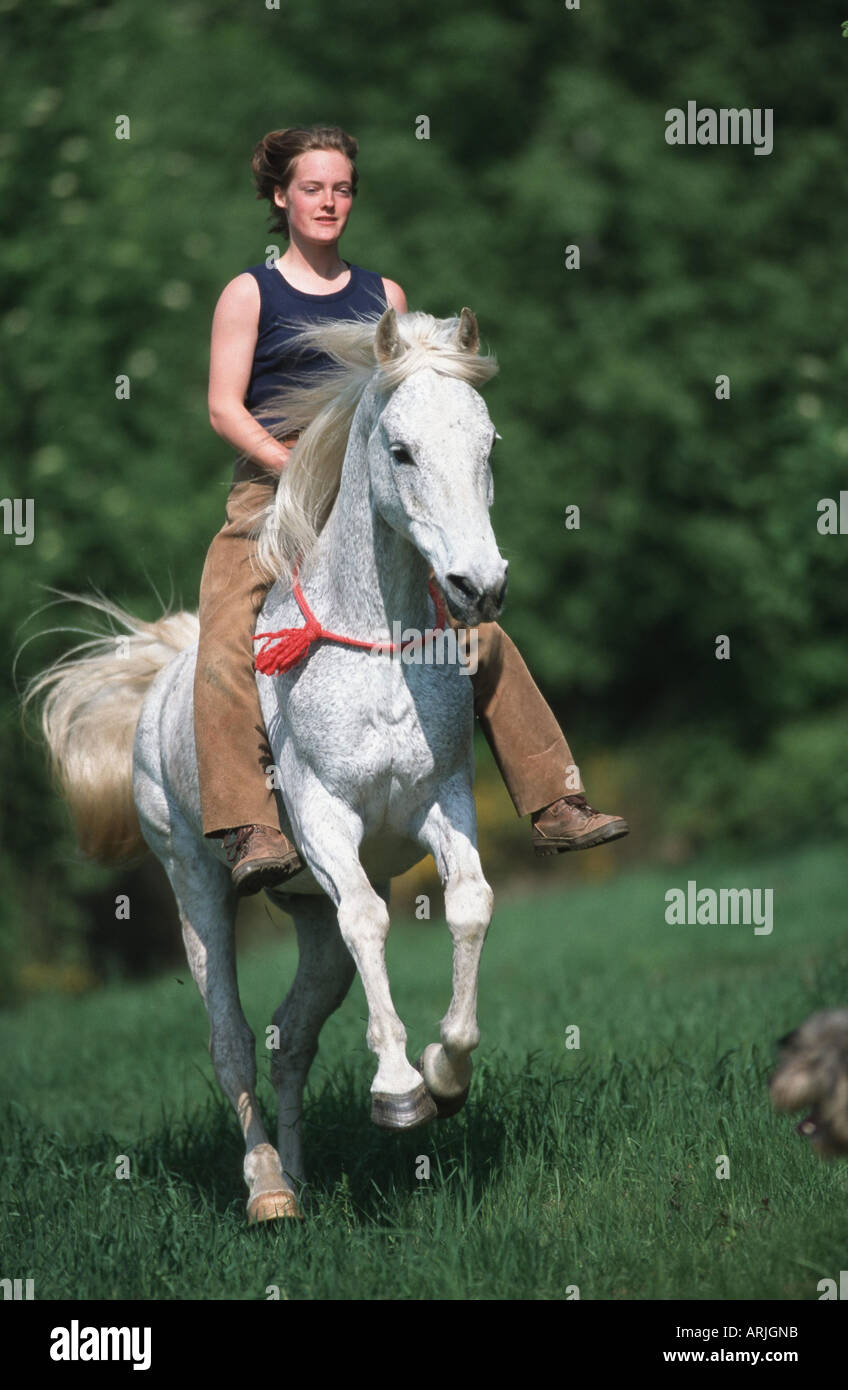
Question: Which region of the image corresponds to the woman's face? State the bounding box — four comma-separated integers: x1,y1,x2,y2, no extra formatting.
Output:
274,150,354,246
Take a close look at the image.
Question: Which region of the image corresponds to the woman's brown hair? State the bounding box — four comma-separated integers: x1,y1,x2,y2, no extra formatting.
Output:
251,125,359,238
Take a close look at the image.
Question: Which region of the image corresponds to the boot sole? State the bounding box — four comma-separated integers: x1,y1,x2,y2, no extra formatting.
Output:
534,820,630,856
233,857,305,897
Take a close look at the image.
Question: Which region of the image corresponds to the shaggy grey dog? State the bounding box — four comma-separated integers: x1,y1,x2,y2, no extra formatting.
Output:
770,1010,848,1157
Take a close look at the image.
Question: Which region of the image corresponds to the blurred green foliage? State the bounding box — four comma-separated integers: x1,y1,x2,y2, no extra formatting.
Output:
1,0,846,997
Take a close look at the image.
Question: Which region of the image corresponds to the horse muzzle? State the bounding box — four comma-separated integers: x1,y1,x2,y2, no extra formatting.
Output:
442,564,508,626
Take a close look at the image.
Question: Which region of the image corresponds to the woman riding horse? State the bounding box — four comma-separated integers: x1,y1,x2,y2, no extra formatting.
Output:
194,124,628,895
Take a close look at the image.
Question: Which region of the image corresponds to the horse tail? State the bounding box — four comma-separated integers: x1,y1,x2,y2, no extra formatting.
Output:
23,594,199,864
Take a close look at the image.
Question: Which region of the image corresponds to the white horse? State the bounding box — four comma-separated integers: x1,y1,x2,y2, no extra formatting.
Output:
29,307,508,1223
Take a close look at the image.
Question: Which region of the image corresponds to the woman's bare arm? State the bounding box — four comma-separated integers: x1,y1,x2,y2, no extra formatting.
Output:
208,273,293,475
382,278,408,313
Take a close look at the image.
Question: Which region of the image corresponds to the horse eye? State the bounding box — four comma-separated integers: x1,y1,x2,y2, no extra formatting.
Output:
390,445,414,465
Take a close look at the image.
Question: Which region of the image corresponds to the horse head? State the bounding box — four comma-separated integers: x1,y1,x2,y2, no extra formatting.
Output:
369,306,508,626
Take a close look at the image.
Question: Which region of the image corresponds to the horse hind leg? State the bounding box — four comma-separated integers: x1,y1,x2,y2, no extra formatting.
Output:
163,830,302,1223
267,894,357,1193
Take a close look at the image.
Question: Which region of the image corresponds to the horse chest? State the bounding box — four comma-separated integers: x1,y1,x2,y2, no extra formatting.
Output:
266,649,472,802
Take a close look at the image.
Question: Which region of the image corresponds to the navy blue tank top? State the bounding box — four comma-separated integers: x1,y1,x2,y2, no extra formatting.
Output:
243,260,388,425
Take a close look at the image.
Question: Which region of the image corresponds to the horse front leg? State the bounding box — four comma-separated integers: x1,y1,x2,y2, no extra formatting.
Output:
412,784,494,1116
291,791,437,1131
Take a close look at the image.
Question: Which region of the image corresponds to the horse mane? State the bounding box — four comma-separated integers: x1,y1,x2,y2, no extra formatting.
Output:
254,310,499,586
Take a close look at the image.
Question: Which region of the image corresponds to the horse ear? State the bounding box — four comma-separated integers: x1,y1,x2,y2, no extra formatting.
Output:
374,307,404,365
455,307,479,355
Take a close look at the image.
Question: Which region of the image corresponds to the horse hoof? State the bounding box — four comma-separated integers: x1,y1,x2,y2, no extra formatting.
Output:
415,1053,471,1119
432,1086,470,1118
247,1189,303,1224
371,1081,438,1130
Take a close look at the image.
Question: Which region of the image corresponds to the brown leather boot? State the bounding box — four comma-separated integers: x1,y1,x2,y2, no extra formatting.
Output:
222,824,304,896
531,794,629,855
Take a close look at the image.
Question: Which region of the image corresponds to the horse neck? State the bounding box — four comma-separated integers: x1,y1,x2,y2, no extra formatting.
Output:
308,403,432,635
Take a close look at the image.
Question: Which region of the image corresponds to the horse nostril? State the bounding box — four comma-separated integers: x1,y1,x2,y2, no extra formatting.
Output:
496,575,508,608
446,574,478,602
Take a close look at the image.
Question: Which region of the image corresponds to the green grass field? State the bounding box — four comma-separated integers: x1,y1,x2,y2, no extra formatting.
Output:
1,843,847,1301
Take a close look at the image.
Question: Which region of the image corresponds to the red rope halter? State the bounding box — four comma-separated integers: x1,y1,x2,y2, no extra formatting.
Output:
253,576,447,677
